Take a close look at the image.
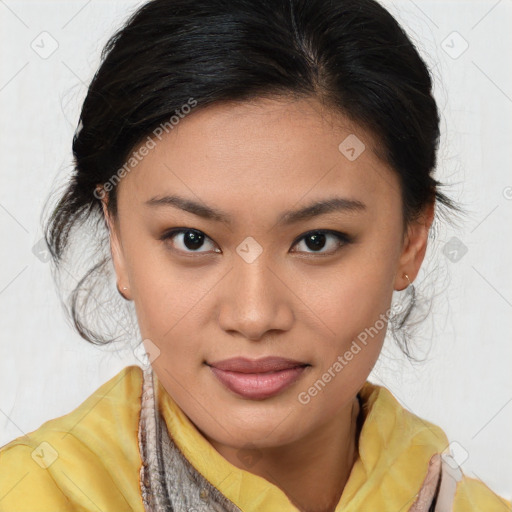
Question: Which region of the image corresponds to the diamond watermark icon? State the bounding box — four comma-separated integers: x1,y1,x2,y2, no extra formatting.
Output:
236,443,262,468
30,31,59,59
441,31,469,60
442,441,469,470
134,338,161,366
236,236,263,264
32,237,51,263
442,236,468,263
338,134,365,161
31,441,59,469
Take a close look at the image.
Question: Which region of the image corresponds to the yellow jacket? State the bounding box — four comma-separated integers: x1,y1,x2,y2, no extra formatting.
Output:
0,365,509,511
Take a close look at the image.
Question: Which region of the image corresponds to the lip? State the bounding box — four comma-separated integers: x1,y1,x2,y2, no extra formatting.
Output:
207,357,310,400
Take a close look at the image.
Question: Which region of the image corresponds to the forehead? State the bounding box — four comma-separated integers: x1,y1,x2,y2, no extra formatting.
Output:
120,97,401,221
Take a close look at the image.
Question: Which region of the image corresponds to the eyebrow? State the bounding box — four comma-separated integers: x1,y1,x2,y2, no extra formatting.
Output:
145,194,366,226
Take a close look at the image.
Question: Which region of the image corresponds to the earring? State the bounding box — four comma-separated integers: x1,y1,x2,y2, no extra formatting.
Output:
117,283,129,300
404,273,412,288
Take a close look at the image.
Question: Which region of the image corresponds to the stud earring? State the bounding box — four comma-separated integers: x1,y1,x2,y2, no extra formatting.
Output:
117,283,129,300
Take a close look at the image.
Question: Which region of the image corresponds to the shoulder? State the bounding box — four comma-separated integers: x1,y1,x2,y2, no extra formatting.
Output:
412,452,511,512
0,365,145,512
359,382,510,511
453,472,511,511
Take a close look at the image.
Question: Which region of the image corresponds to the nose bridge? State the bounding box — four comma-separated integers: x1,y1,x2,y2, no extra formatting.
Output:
217,249,293,340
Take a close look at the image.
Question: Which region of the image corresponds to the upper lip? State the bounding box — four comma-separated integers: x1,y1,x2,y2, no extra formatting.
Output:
207,356,309,373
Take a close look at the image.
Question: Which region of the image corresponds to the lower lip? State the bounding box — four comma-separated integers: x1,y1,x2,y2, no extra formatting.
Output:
208,365,308,400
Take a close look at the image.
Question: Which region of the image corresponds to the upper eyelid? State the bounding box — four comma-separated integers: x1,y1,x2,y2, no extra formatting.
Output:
161,228,218,250
291,229,349,244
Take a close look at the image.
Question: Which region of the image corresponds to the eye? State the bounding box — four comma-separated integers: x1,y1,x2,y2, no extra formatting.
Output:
160,228,351,257
291,230,351,256
160,228,220,254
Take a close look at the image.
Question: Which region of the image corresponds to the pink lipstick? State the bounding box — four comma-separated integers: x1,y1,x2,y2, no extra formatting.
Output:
207,356,310,400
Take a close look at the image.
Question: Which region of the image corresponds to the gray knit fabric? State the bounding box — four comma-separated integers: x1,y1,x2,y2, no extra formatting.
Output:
138,364,242,512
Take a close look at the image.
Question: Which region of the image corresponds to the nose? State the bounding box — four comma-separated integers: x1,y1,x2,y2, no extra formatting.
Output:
217,257,294,341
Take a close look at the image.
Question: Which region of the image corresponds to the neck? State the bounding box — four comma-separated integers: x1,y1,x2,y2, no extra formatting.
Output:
207,395,361,512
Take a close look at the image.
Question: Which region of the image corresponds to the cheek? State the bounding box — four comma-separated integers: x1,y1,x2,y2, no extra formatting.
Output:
128,263,217,370
295,275,390,420
121,229,195,327
132,281,205,356
304,258,394,335
302,252,395,377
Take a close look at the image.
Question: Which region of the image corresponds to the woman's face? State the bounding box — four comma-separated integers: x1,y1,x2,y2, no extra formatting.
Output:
104,96,432,452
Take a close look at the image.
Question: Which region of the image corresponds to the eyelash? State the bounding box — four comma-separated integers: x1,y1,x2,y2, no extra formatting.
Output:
159,228,352,257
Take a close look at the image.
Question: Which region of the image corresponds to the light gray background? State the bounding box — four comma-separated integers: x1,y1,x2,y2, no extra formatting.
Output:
1,0,511,501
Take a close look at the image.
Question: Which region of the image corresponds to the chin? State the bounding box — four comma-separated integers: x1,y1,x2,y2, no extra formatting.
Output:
205,412,307,450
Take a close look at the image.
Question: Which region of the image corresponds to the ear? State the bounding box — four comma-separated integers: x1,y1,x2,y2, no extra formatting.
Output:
394,200,435,291
99,188,132,300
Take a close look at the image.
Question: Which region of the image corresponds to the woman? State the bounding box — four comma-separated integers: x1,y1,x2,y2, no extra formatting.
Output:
0,0,509,510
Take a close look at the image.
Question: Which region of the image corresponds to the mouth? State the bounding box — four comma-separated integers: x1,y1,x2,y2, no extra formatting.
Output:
205,356,311,400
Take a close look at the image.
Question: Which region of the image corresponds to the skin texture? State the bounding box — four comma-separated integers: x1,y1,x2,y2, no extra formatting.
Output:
101,96,434,512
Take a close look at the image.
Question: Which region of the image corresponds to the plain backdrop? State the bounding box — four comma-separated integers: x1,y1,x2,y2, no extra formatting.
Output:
1,0,511,501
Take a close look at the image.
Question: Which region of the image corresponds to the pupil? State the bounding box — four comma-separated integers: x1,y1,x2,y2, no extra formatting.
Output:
184,230,204,250
306,233,326,251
